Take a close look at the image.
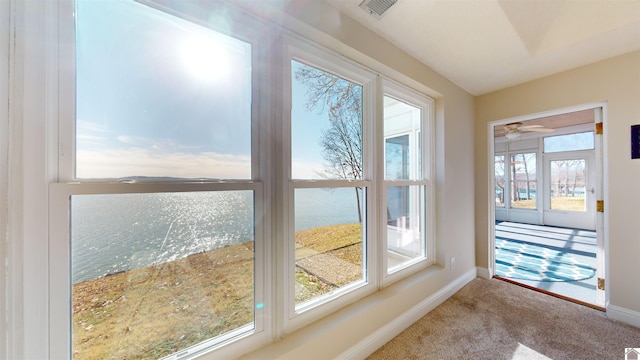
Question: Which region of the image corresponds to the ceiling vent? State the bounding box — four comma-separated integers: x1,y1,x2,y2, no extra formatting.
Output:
359,0,399,19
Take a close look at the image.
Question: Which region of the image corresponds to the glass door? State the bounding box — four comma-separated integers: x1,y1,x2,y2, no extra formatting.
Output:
543,152,595,230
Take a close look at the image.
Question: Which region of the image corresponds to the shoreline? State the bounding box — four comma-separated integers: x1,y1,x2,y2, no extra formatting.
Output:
72,223,362,359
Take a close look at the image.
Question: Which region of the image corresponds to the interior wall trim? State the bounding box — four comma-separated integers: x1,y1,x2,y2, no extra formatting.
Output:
607,304,640,329
476,267,491,280
336,268,477,360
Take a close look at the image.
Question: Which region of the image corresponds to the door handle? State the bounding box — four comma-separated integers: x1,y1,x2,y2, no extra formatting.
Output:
589,188,595,194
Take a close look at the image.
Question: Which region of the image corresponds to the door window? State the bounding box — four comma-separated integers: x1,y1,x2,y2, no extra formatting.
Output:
549,159,587,212
509,153,537,209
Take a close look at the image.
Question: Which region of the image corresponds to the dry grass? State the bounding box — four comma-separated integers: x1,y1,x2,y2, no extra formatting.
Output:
73,243,254,360
72,223,363,359
295,223,363,257
510,196,585,211
511,199,536,209
550,196,585,211
294,223,363,302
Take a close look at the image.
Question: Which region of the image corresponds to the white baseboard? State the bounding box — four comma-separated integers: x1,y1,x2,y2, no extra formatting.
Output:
607,304,640,329
337,268,477,360
476,267,491,280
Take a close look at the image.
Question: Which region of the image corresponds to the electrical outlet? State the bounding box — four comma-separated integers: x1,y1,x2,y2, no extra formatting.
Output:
450,257,456,270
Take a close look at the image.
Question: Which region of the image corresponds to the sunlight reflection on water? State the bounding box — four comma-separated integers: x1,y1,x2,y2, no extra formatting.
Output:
72,189,360,283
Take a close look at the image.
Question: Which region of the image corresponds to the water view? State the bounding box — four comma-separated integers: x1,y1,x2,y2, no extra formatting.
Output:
72,189,360,283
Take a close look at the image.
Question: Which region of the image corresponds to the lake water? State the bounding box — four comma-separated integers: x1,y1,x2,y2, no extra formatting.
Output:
72,188,361,283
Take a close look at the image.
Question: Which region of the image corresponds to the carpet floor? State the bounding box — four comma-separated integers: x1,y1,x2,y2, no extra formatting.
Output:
367,278,639,360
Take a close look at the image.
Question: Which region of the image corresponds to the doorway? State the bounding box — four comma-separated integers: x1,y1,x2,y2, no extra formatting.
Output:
489,105,605,308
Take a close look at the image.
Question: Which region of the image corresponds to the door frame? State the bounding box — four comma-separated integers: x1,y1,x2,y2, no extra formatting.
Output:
487,102,608,307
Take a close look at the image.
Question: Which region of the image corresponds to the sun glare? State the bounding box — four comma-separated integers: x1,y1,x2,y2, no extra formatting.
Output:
180,36,231,83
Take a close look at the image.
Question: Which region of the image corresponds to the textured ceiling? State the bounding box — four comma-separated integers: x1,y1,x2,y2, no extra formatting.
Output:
326,0,640,95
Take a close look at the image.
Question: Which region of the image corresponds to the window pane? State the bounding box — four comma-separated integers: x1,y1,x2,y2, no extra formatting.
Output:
384,96,422,180
550,159,587,212
387,185,425,271
544,132,594,153
386,135,409,180
71,191,254,359
495,155,505,207
294,188,365,306
291,61,363,180
510,153,537,209
76,0,252,179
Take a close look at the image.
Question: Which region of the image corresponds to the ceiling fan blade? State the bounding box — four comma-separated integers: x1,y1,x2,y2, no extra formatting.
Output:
521,127,554,132
520,124,544,129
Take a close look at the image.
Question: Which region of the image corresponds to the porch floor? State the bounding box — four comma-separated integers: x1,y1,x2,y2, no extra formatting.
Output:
494,221,598,307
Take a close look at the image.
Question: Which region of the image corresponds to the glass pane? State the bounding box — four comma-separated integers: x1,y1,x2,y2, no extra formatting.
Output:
76,0,252,179
386,185,425,271
386,135,409,180
495,155,505,207
510,153,537,209
383,96,422,180
550,159,587,212
544,132,594,153
71,191,254,359
294,188,365,306
291,61,363,180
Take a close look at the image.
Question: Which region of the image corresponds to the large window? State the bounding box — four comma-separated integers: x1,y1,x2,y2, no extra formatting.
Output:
289,55,371,316
49,2,436,358
51,1,264,359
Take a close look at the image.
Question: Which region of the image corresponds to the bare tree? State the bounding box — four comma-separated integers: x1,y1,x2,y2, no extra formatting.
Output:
295,64,364,222
521,153,532,200
495,156,505,205
511,155,520,202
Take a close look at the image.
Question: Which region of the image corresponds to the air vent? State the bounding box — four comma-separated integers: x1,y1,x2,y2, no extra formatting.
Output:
359,0,399,19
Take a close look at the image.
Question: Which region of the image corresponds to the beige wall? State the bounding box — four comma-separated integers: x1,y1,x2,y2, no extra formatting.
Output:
475,51,640,313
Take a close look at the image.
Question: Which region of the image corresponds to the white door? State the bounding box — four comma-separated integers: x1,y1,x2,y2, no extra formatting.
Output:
543,151,595,230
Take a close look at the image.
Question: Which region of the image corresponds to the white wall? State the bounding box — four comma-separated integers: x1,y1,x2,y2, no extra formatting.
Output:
475,51,640,320
1,1,10,357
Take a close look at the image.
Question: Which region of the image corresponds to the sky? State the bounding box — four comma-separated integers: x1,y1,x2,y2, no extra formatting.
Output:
290,60,336,179
76,0,329,180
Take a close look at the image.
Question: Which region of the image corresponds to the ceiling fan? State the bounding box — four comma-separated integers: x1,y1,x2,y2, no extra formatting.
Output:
503,122,554,139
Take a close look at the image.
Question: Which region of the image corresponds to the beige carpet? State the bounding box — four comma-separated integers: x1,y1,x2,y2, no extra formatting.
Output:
368,278,640,360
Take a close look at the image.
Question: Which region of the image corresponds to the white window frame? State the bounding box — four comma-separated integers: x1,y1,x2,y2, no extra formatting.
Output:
49,1,273,358
40,1,441,358
381,78,435,286
281,36,378,332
